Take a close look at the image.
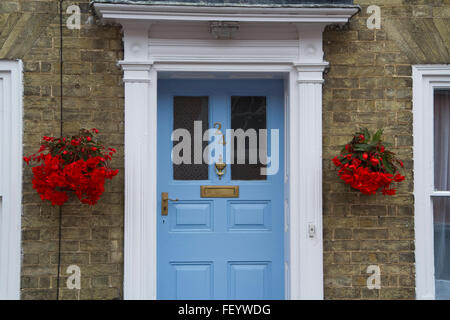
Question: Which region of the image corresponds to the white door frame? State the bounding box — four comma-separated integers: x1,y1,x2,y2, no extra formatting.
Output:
413,65,450,300
0,60,23,300
94,3,358,300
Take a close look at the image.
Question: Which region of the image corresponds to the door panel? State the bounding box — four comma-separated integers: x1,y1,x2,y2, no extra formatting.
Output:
157,79,284,300
169,262,214,300
228,262,271,300
228,201,271,231
170,201,213,232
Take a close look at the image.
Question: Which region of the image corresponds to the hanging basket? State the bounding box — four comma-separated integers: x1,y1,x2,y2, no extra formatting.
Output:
24,128,119,206
332,128,405,196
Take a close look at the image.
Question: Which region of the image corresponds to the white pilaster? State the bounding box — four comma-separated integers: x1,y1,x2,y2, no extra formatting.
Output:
0,61,22,300
119,23,156,300
289,23,328,300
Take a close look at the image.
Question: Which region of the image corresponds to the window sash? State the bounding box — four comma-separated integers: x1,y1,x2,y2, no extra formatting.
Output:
431,191,450,197
413,65,450,300
433,89,450,193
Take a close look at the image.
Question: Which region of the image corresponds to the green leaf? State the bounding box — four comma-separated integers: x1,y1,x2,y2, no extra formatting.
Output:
372,129,383,143
353,144,370,152
382,154,394,174
361,128,371,141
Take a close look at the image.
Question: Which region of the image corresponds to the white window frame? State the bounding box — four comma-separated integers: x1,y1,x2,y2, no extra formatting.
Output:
0,60,23,300
413,64,450,300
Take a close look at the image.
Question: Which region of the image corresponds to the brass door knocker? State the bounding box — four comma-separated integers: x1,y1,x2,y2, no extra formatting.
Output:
215,154,226,180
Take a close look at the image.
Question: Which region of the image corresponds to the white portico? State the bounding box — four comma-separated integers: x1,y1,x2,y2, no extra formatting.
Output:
93,2,359,300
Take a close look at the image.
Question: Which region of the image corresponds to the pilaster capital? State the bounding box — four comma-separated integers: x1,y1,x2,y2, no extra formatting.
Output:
293,62,329,84
118,61,154,83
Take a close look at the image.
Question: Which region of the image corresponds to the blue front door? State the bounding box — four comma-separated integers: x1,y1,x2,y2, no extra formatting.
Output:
157,79,284,300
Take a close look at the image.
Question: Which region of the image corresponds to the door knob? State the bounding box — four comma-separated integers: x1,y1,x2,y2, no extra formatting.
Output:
161,192,178,216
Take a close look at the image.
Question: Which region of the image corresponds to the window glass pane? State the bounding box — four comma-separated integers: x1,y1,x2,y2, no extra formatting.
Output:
231,96,267,180
433,197,450,299
434,89,450,191
173,96,209,180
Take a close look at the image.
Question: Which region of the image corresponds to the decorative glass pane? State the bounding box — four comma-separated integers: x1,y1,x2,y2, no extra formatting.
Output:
433,197,450,299
173,96,209,180
434,90,450,191
230,96,267,180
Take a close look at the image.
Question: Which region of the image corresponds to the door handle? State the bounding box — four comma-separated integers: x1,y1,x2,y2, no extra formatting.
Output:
161,192,179,216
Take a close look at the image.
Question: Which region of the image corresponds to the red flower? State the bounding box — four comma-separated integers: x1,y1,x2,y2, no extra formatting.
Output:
24,129,119,206
332,156,341,167
382,188,396,196
331,128,405,196
370,157,379,166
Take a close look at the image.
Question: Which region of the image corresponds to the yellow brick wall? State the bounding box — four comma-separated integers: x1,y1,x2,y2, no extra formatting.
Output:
0,0,448,299
1,0,124,299
323,0,448,299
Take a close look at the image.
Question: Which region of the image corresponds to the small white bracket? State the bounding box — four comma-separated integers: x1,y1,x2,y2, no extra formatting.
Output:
308,223,316,238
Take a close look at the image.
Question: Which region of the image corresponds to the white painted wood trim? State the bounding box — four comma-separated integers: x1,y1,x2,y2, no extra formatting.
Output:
121,25,330,302
96,5,356,300
119,24,158,300
125,62,327,300
94,3,359,24
413,64,450,300
148,39,300,64
431,191,450,197
0,60,23,300
122,64,157,300
289,62,327,300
